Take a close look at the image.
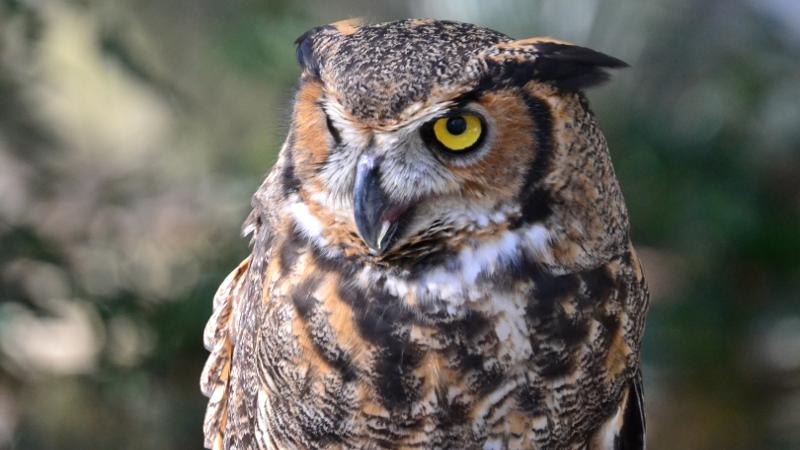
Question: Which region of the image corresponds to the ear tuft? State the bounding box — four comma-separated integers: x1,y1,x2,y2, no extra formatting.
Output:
295,18,365,79
532,42,627,90
484,39,628,91
295,26,330,79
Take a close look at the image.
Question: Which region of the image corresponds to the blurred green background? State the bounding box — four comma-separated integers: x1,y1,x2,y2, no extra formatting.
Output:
1,0,799,449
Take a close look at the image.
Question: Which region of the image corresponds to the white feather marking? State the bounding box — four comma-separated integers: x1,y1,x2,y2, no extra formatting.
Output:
289,201,322,237
593,389,628,450
495,320,511,342
415,229,521,302
523,223,552,258
531,415,548,431
482,439,502,450
288,199,329,249
473,378,519,425
379,223,554,313
242,222,257,238
483,293,532,362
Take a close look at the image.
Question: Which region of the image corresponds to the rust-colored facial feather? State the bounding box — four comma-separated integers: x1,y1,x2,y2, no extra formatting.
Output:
288,81,547,257
451,89,537,200
291,81,330,192
285,81,551,264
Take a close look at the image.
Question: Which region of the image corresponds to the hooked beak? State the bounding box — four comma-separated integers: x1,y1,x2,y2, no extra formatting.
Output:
353,155,412,254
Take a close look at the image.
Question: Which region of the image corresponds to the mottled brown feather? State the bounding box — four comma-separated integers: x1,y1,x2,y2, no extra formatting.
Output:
200,257,251,449
201,18,645,450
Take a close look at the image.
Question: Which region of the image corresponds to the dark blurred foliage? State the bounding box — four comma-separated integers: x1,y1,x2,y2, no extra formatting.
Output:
0,1,798,449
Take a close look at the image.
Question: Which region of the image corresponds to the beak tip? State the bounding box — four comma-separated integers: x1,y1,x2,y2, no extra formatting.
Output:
376,220,392,250
353,156,405,255
359,226,392,256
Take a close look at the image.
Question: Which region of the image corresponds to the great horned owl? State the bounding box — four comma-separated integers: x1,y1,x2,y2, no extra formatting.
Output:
201,18,648,450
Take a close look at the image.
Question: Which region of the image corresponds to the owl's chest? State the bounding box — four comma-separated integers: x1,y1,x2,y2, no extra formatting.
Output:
250,245,624,449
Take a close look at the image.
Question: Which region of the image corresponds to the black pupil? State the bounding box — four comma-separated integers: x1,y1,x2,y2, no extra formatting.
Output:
445,116,467,135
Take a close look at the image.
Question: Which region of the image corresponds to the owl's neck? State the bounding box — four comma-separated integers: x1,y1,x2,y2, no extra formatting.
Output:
284,194,568,313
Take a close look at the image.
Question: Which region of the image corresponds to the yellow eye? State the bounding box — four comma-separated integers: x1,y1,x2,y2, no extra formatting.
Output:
432,114,483,151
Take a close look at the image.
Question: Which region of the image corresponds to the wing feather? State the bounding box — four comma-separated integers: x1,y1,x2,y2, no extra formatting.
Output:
200,257,252,450
619,370,646,449
588,370,646,450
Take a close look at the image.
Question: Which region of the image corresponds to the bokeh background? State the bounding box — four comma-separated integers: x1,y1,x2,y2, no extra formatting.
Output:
1,0,799,449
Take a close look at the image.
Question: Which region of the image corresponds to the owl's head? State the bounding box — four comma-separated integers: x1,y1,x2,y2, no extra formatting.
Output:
268,19,630,272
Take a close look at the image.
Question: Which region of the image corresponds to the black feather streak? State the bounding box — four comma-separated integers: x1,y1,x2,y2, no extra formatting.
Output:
335,281,422,411
281,131,301,195
517,92,555,225
618,373,646,450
